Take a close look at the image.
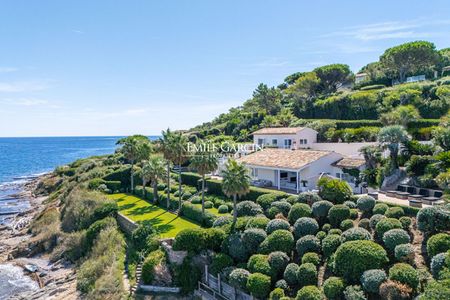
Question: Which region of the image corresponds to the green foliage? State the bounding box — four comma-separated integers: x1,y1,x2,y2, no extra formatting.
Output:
395,244,415,263
318,177,353,204
293,217,319,239
388,263,419,289
322,234,341,257
247,273,272,299
375,218,402,238
343,285,367,300
268,251,290,276
283,262,299,286
218,204,229,213
328,204,351,227
296,235,321,256
259,229,295,254
430,252,448,278
210,253,233,275
297,191,322,205
242,228,267,254
270,201,292,217
173,258,202,294
229,268,250,290
340,219,354,231
295,285,323,300
341,227,371,243
417,206,450,234
361,269,387,294
236,201,264,217
384,207,405,219
357,195,376,213
373,203,389,215
269,288,285,300
180,202,217,227
266,219,291,234
142,249,165,284
246,216,270,230
301,252,320,266
323,277,345,300
312,200,334,219
358,218,370,230
382,229,410,252
369,214,386,230
247,254,272,277
297,262,318,287
427,233,450,258
288,203,312,224
180,172,202,187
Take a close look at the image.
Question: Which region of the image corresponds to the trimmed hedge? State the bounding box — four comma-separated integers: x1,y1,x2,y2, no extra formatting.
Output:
180,172,202,188
205,178,287,200
259,230,295,254
180,202,217,227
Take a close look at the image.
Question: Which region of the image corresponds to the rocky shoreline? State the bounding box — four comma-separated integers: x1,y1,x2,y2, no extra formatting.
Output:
0,176,79,300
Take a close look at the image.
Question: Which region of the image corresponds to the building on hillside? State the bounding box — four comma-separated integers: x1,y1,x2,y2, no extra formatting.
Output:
355,72,368,84
252,127,318,149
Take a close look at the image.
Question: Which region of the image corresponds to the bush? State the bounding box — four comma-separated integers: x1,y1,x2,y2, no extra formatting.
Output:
323,277,345,300
394,244,415,263
358,218,370,230
288,203,312,224
266,219,291,234
297,263,317,288
202,200,213,209
180,172,202,187
295,286,323,300
316,231,326,240
385,207,405,219
329,228,342,235
322,234,341,257
256,194,279,210
344,200,357,209
361,269,387,294
350,209,359,220
180,202,217,227
269,288,285,300
236,201,264,217
204,228,226,252
172,228,205,252
430,252,448,279
369,214,386,230
213,216,232,227
247,254,272,277
268,251,290,276
312,200,334,219
293,217,319,239
275,279,289,291
419,279,450,299
317,177,353,204
296,235,321,256
243,228,267,254
191,196,201,204
343,285,367,300
302,252,320,266
222,233,249,262
246,216,270,230
375,218,402,238
285,195,298,204
298,191,322,205
284,263,299,286
210,253,233,275
86,217,118,250
328,205,351,227
271,201,292,217
322,223,331,232
141,249,165,284
388,263,419,289
334,240,388,282
259,230,295,254
340,219,354,231
357,195,376,213
417,206,450,234
373,203,389,215
427,233,450,258
383,229,410,252
229,268,250,290
218,204,229,214
341,227,371,243
247,273,271,299
105,180,121,192
379,280,412,300
396,217,411,232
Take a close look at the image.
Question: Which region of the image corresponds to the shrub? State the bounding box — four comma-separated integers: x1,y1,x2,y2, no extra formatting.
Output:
388,263,419,289
427,233,450,258
243,228,267,254
191,196,201,204
289,203,312,224
229,268,250,290
266,219,291,234
311,200,334,219
296,235,321,256
416,206,450,234
334,240,388,282
204,228,226,252
268,251,290,276
203,200,213,209
383,229,410,252
246,216,270,230
399,216,412,230
86,217,118,250
222,233,249,262
373,203,389,215
271,201,292,217
218,204,229,214
247,273,271,299
394,244,415,263
295,286,323,300
247,254,272,277
323,277,345,300
340,219,354,231
341,227,371,243
317,177,353,204
284,263,299,286
375,218,402,238
361,269,387,294
141,249,165,284
322,234,341,257
293,217,319,239
269,288,285,300
302,252,320,266
316,231,326,240
213,216,232,227
357,195,376,213
298,191,322,205
259,230,295,254
180,172,202,187
328,205,351,227
369,214,385,230
385,207,405,219
256,194,278,210
209,253,233,275
329,228,342,235
343,285,367,300
236,201,263,217
419,280,450,300
430,252,448,279
344,200,357,209
275,279,289,291
180,202,217,227
173,228,205,252
350,209,359,220
285,195,298,204
379,280,412,300
322,223,331,232
297,263,318,287
358,218,370,230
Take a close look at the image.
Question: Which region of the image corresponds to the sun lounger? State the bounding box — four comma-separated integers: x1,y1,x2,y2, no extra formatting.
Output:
395,191,410,200
408,199,422,208
421,196,441,205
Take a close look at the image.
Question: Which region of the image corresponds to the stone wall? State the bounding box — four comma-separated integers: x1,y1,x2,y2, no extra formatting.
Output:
116,213,138,235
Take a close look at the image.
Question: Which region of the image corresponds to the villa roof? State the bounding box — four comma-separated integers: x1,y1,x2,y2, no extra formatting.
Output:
237,148,332,170
252,127,306,135
333,157,366,169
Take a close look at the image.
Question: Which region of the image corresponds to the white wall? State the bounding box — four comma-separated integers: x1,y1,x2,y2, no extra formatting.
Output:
310,142,377,158
252,168,277,186
253,128,318,149
299,152,343,190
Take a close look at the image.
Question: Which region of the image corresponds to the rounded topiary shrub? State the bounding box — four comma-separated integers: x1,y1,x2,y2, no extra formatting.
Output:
375,218,402,238
298,191,322,205
379,280,412,300
204,201,214,209
222,233,249,262
293,217,319,239
344,200,357,209
317,177,353,204
373,203,389,215
357,195,376,213
247,254,272,276
246,216,270,230
427,233,450,258
382,229,410,252
182,191,193,200
358,218,370,230
316,231,326,240
256,194,278,210
236,201,263,217
295,285,323,300
388,263,419,290
259,230,294,254
296,235,321,256
322,234,341,257
271,201,292,217
229,268,250,290
288,203,312,224
266,219,291,235
213,216,232,227
286,195,298,204
242,228,267,254
301,252,320,266
268,251,290,276
340,227,372,243
394,244,415,263
269,288,285,300
322,223,331,232
283,263,299,286
328,204,351,227
210,253,233,275
430,252,448,279
247,273,271,299
214,199,225,208
343,285,367,300
334,240,388,282
399,216,412,230
329,228,342,235
384,207,405,219
369,214,386,230
173,228,205,252
361,269,387,294
275,279,289,291
312,200,334,219
191,196,201,204
323,276,345,300
417,206,450,234
349,209,359,220
340,219,354,231
218,204,228,214
297,263,318,287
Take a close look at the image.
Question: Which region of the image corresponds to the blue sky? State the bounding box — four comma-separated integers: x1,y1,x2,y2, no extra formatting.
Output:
0,0,449,137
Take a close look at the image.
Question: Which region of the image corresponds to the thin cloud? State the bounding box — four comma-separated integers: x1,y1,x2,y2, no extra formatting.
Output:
0,81,50,92
1,98,49,106
0,67,18,73
251,58,290,68
72,29,84,34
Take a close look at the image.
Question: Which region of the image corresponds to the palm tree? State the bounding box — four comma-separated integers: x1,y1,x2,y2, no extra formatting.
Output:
140,155,167,202
116,135,152,192
170,132,189,211
221,159,250,229
378,125,410,170
190,142,219,216
159,129,175,209
359,145,381,169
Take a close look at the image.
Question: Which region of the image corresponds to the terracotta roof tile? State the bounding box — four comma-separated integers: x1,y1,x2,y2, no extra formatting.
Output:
333,158,366,168
252,127,305,135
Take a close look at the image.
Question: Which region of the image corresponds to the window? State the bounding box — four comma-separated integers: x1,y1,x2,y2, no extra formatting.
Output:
336,173,341,178
257,138,264,145
252,168,258,177
272,139,277,146
299,139,308,145
284,139,292,148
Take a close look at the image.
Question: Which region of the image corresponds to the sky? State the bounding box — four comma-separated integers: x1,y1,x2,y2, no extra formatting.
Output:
0,0,449,137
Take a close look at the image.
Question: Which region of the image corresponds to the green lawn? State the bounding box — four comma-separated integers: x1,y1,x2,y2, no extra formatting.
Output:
109,193,200,238
192,203,229,216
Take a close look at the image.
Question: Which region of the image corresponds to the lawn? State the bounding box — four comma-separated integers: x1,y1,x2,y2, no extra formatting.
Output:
109,193,200,238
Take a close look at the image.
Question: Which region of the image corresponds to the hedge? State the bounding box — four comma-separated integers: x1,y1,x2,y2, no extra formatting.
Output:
180,202,217,227
204,178,287,200
180,172,202,188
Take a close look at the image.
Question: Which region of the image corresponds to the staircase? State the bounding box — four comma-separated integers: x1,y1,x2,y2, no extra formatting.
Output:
130,262,143,295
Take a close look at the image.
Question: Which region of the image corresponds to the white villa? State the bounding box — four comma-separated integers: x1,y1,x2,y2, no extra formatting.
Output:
253,127,318,149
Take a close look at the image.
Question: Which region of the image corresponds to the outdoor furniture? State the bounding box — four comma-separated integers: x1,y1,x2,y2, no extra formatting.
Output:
409,199,423,208
397,185,408,192
419,189,430,197
421,197,441,205
386,190,397,197
408,194,423,201
368,192,378,200
406,186,417,194
395,191,410,200
433,190,443,198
